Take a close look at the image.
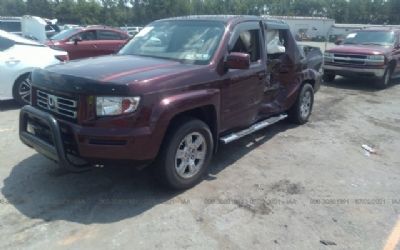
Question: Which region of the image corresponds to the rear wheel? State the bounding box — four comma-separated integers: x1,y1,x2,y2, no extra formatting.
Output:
155,118,213,190
288,83,314,125
376,66,392,89
12,73,31,105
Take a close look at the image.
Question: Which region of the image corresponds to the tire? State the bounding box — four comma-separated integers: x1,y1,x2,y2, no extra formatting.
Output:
155,118,214,190
12,73,32,105
322,72,335,82
288,83,314,125
375,67,392,89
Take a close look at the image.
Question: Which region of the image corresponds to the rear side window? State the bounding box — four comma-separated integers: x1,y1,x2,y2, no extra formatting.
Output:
97,30,124,40
0,21,21,32
45,25,54,32
71,30,97,41
46,24,60,32
0,37,15,51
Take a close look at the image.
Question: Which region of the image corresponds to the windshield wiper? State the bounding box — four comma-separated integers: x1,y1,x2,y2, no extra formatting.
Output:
343,41,358,45
124,53,182,62
361,42,383,46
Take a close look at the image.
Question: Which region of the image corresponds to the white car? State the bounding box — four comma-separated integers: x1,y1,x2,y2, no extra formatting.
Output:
0,30,68,104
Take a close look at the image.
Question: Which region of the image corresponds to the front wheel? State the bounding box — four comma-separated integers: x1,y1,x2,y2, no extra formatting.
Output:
12,73,32,105
375,67,392,89
156,118,214,190
288,83,314,125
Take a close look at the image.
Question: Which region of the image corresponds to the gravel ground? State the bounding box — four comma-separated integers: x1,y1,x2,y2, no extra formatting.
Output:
0,78,400,250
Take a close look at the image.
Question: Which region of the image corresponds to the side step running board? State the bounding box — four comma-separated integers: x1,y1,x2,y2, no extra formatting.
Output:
220,114,288,144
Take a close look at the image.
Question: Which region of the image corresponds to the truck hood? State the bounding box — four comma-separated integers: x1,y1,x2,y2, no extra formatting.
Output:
32,55,207,95
44,55,200,83
327,45,392,55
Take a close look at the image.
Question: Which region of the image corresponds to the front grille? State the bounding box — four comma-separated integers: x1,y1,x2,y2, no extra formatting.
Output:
37,90,77,119
334,54,367,65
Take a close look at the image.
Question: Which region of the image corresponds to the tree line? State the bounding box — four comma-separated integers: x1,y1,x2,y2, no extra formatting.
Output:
0,0,399,27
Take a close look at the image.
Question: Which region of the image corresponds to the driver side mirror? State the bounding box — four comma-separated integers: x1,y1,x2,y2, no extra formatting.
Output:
226,52,250,70
73,37,82,45
334,39,343,45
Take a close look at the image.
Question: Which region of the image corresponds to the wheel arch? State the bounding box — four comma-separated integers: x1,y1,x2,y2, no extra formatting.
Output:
165,105,219,153
149,89,221,159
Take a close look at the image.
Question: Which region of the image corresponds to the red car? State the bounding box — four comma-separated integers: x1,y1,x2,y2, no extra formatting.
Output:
46,26,129,60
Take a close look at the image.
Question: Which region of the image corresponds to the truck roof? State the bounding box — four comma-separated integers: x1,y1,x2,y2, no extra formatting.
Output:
158,15,290,29
362,27,400,32
161,15,260,23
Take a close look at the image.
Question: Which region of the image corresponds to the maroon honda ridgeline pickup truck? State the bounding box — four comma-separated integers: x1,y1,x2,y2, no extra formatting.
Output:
323,28,400,89
19,16,320,189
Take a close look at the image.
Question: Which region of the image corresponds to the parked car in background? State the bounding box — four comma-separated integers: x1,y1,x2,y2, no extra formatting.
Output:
47,26,129,60
323,28,400,88
121,26,143,37
19,16,320,189
0,16,22,35
0,16,60,39
0,30,68,105
298,44,323,71
60,24,81,31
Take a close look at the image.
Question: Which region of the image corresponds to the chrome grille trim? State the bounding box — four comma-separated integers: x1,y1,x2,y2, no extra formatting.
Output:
333,54,367,65
36,90,77,119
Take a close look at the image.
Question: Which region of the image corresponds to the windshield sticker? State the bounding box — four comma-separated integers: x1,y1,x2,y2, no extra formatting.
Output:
347,33,357,38
196,54,210,60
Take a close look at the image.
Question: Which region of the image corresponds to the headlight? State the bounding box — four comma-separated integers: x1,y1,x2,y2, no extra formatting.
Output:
96,96,140,116
324,52,334,62
367,55,385,65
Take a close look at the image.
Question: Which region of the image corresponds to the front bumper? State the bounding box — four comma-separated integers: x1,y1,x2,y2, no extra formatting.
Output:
323,64,385,78
19,106,156,171
20,105,91,172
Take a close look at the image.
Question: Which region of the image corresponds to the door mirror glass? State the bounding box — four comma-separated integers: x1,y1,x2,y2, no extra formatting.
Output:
226,52,250,70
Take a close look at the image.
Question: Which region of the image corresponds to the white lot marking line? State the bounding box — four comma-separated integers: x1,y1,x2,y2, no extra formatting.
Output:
383,217,400,250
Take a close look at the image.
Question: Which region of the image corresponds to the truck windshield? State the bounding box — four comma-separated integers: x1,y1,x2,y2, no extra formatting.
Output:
343,31,395,46
119,20,225,64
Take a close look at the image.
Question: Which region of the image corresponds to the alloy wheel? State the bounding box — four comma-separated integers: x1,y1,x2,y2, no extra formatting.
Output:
18,77,32,104
300,90,312,119
175,132,207,179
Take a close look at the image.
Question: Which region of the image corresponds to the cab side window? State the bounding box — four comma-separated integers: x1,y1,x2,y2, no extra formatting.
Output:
231,29,261,63
265,29,287,59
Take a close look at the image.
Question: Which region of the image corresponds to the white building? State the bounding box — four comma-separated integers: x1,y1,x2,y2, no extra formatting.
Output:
264,15,400,41
330,23,400,36
265,16,334,40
